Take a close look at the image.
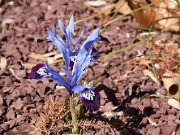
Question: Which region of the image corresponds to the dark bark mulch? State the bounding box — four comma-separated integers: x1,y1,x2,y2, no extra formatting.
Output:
0,0,180,134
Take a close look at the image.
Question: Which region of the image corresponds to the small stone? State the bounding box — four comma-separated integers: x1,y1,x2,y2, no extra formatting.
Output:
16,115,25,123
131,98,138,104
12,86,26,97
7,119,16,128
0,109,3,117
99,90,107,99
151,100,159,108
141,98,151,107
176,129,180,135
100,102,114,112
157,88,167,95
151,113,161,119
16,124,33,131
0,127,4,134
138,104,144,112
128,122,140,134
0,94,4,106
141,117,148,125
167,107,177,115
162,125,176,135
100,98,106,106
5,94,14,106
6,109,15,120
12,98,24,110
168,115,176,121
103,78,113,88
158,108,166,114
0,123,9,131
167,120,176,126
152,127,161,135
175,119,180,124
16,70,26,78
33,95,41,102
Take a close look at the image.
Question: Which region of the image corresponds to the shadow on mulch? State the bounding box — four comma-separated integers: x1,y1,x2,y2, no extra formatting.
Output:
93,83,156,135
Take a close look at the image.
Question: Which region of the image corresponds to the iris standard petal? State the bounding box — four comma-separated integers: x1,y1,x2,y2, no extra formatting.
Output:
47,28,70,69
76,26,88,50
58,16,74,54
28,63,48,80
66,15,74,46
45,63,70,91
81,28,100,49
71,48,91,86
58,20,67,36
80,88,100,111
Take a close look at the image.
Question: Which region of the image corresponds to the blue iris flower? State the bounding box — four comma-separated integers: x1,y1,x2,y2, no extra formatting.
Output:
28,15,102,111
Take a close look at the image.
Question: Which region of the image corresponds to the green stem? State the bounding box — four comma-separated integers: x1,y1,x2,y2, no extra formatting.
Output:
69,94,78,134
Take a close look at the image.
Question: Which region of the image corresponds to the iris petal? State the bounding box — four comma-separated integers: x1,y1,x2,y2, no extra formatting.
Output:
80,89,100,111
45,63,70,91
81,28,100,49
29,16,103,112
71,48,91,86
46,28,70,70
76,26,88,50
28,63,48,79
67,15,74,49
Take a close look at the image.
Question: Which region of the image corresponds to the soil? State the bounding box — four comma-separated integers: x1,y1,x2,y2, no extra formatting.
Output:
0,0,180,135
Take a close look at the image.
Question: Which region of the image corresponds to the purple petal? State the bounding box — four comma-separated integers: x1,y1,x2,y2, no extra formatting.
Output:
28,63,48,79
80,89,100,111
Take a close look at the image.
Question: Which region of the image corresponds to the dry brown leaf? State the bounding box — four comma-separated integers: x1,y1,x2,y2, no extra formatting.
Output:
162,71,179,99
146,117,158,126
118,2,132,15
168,98,180,110
170,131,176,135
127,0,180,32
28,53,47,61
42,51,58,57
0,7,4,14
56,86,65,90
0,57,7,70
102,111,124,118
84,0,107,7
9,68,21,80
162,71,179,83
143,69,160,86
1,18,14,33
21,62,38,69
27,52,63,67
162,77,178,99
53,54,62,61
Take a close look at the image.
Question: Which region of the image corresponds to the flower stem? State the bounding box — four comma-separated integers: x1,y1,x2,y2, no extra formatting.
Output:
69,94,78,134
